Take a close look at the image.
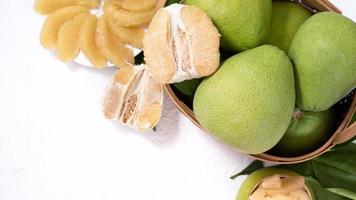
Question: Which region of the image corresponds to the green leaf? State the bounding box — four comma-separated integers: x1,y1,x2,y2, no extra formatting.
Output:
305,177,349,200
312,143,356,192
276,161,314,177
134,52,144,65
165,0,181,6
230,160,263,179
327,188,356,200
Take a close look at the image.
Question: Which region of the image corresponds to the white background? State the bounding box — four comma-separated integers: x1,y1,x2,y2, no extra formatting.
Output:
0,1,355,200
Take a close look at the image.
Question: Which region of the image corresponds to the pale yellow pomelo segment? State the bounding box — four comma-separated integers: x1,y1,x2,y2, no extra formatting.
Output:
114,7,157,27
103,0,122,16
40,6,89,49
106,16,144,48
136,103,162,131
181,5,220,76
34,0,99,15
114,66,134,84
102,65,163,132
102,82,121,119
79,15,107,68
95,16,134,68
57,13,89,62
121,0,157,12
143,9,175,83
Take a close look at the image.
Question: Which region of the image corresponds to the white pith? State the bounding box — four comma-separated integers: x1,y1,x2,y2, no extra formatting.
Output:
164,4,200,83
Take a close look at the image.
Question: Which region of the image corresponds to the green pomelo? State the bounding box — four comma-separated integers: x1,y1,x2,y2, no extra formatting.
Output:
184,0,272,52
271,109,335,157
289,12,356,112
193,45,295,154
267,1,311,52
236,168,314,200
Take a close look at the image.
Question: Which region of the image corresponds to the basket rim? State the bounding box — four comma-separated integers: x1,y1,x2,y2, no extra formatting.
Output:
164,87,356,164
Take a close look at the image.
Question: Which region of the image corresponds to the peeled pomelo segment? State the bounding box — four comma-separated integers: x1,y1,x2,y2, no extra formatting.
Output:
106,16,144,48
102,65,163,132
180,5,220,76
96,16,134,68
103,0,122,16
143,9,175,83
57,13,89,62
115,66,135,84
114,7,157,27
40,6,89,49
79,15,106,68
34,0,99,15
135,103,162,131
121,0,157,12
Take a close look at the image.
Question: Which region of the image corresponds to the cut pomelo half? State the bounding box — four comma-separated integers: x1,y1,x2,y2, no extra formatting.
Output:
143,4,220,83
79,15,107,68
121,0,157,12
34,0,99,15
106,16,145,48
102,65,163,132
57,13,89,62
236,168,312,200
40,6,89,49
95,16,134,68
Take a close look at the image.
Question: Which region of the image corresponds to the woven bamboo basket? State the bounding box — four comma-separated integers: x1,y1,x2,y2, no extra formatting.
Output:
164,0,356,164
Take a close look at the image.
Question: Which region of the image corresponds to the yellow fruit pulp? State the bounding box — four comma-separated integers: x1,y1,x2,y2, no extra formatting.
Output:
57,13,89,62
95,16,134,68
114,7,157,27
121,0,157,12
79,15,107,68
35,0,99,15
106,16,144,48
40,6,89,49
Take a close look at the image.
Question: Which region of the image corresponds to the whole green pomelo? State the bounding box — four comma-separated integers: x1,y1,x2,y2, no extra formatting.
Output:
193,45,295,154
267,1,311,52
289,12,356,112
271,108,335,157
184,0,272,52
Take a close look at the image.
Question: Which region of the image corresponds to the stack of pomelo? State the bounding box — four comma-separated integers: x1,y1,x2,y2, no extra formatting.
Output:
168,0,356,156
